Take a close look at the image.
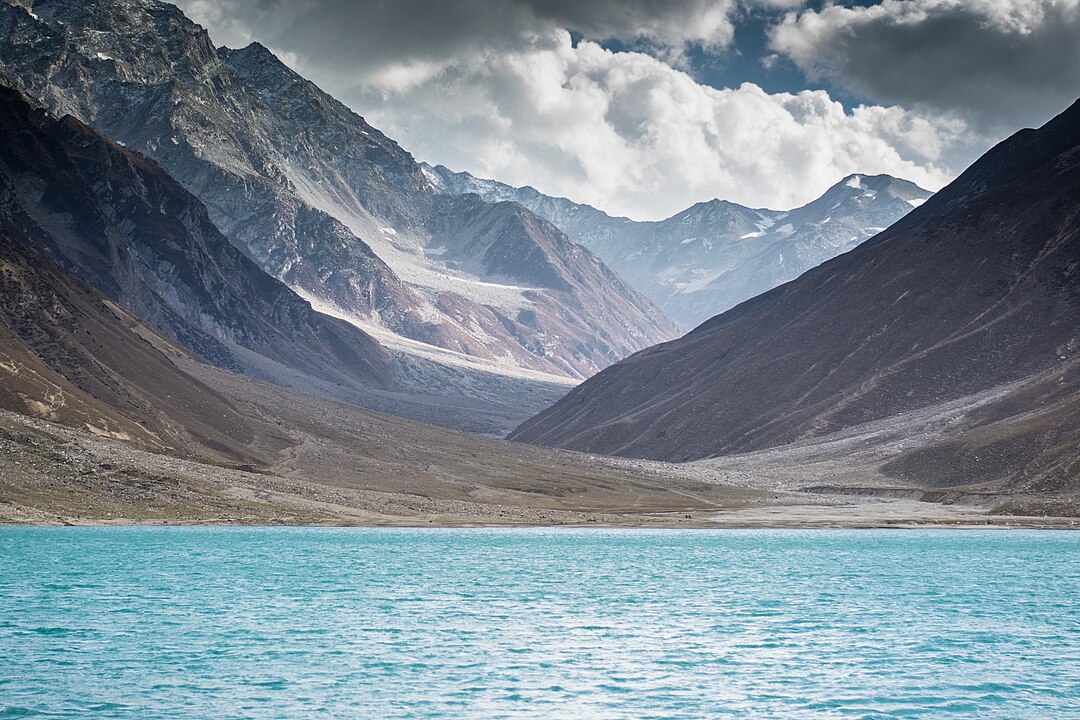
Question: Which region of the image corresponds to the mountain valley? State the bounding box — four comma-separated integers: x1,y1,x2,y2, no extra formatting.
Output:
0,0,678,426
512,98,1080,501
0,0,1076,526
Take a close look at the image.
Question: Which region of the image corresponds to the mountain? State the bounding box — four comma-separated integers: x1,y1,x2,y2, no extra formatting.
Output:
0,225,746,525
0,91,1073,519
0,83,393,391
0,231,276,466
510,98,1080,493
0,0,678,389
2,220,1076,523
4,222,771,524
424,164,932,328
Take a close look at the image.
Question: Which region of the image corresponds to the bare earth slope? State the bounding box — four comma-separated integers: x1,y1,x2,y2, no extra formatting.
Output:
511,99,1080,495
0,232,280,465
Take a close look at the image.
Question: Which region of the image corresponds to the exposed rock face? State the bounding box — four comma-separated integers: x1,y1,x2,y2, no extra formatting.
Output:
424,195,674,374
425,163,931,329
0,0,678,381
0,84,393,391
510,98,1080,493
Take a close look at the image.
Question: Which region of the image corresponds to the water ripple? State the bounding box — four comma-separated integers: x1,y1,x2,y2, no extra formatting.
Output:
0,528,1077,718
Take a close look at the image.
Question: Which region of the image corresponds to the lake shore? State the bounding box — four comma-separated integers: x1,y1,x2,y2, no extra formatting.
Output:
4,505,1077,530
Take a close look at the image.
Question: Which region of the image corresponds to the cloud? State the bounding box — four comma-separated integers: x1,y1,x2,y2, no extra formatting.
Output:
174,0,972,219
769,0,1080,132
176,1,815,80
178,0,744,74
350,32,963,219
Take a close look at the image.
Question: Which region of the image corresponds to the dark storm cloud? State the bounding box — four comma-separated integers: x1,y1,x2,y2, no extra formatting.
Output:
175,0,779,72
770,0,1080,132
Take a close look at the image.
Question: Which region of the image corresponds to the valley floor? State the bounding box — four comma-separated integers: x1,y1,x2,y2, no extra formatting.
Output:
1,360,1076,528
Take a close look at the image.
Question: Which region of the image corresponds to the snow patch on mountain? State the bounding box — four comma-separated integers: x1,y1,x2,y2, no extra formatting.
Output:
300,289,575,386
424,163,934,328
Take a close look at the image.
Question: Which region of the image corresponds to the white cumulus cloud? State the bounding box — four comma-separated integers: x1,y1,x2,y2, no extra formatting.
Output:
350,32,963,219
175,0,977,219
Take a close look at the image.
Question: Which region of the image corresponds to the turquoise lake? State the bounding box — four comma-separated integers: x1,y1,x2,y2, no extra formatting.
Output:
1,528,1077,719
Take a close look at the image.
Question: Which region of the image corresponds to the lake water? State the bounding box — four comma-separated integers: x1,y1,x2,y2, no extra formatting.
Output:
1,527,1077,719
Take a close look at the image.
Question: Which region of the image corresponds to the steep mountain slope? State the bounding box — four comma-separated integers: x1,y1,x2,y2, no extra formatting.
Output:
0,84,573,436
424,194,671,368
0,0,677,382
0,234,750,525
426,164,931,328
511,98,1080,493
0,232,278,466
879,356,1080,496
0,84,393,392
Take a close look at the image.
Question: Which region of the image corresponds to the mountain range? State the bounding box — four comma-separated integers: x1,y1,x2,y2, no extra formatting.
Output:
0,0,1076,523
0,0,678,420
425,164,931,329
511,97,1080,495
0,216,739,525
0,85,738,522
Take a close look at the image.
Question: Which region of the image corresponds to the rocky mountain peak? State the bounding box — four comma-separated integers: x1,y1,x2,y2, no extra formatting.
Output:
935,97,1080,202
0,0,681,419
218,41,301,93
426,161,933,328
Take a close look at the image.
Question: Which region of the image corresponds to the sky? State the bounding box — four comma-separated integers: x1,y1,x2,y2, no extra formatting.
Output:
174,0,1080,221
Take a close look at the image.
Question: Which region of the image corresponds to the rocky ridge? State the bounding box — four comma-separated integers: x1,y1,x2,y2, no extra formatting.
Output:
0,0,678,382
425,163,931,328
0,84,392,391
